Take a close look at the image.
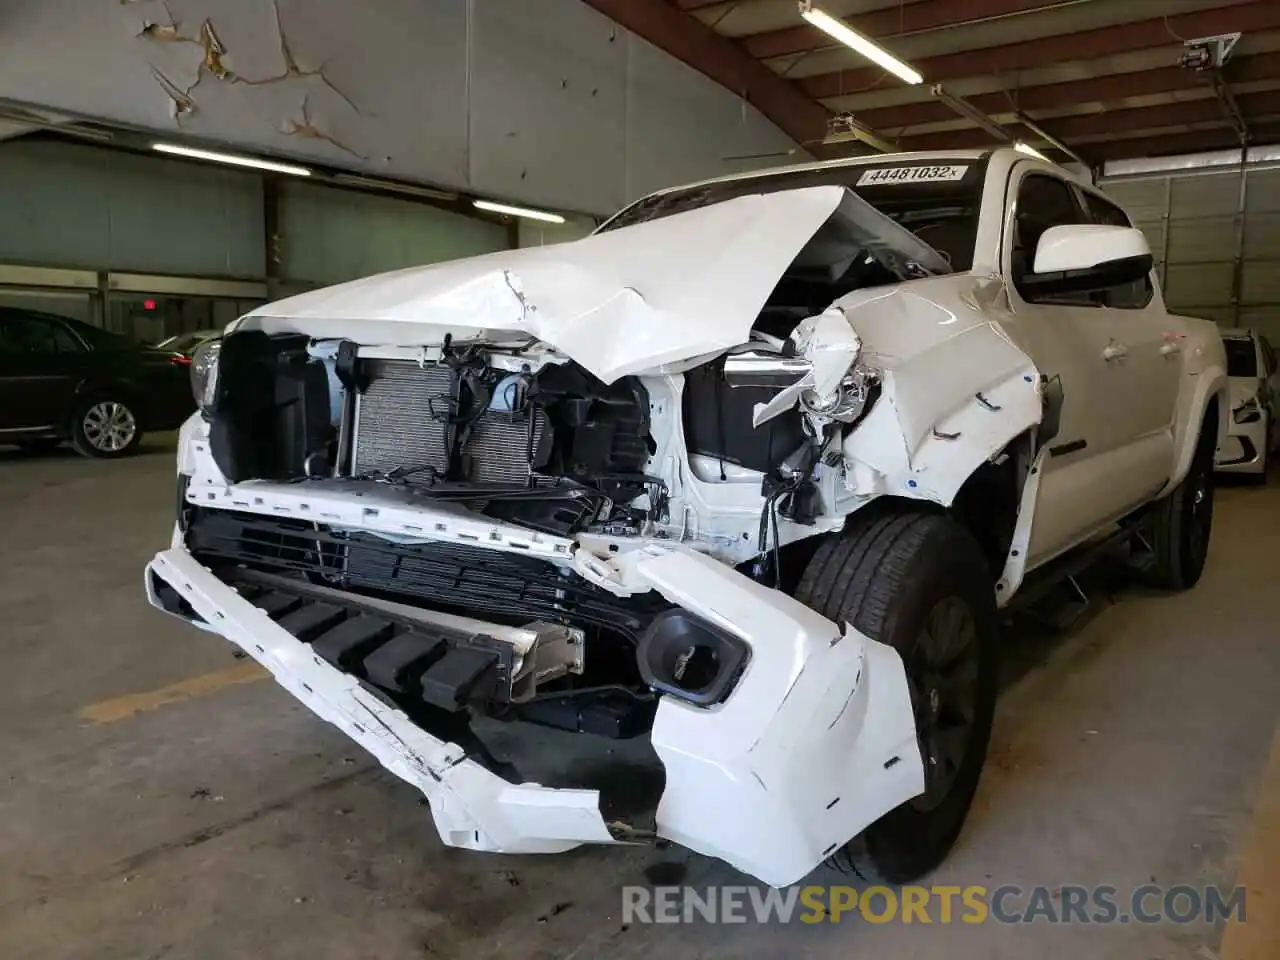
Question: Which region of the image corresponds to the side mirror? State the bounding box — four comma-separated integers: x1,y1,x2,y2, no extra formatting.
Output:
1024,224,1152,296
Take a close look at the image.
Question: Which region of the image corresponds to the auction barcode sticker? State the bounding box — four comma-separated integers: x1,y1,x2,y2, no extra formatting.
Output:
856,165,969,186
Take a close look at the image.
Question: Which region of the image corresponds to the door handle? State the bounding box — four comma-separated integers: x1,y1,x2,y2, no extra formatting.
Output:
1102,343,1128,362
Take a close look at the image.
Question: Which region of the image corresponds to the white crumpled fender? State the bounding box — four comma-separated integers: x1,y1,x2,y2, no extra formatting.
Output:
836,278,1044,506
750,306,865,428
635,550,923,888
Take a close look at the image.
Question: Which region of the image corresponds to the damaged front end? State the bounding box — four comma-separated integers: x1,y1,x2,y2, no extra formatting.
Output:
142,182,981,886
150,322,924,886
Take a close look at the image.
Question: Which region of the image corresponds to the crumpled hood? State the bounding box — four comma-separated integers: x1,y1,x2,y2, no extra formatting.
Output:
240,186,845,383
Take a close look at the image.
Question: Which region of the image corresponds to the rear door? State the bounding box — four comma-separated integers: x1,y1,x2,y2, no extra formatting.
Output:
0,311,90,432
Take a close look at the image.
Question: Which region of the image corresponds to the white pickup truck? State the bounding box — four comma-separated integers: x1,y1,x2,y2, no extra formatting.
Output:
147,147,1227,888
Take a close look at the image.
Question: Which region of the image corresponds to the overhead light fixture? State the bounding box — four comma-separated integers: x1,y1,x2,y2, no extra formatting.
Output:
152,142,312,176
1015,141,1051,162
473,200,566,224
799,1,922,85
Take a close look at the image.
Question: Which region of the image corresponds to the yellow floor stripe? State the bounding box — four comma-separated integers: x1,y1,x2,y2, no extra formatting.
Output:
80,661,268,724
1221,723,1280,960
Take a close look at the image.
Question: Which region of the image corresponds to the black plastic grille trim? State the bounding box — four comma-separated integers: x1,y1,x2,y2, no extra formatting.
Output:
184,507,669,640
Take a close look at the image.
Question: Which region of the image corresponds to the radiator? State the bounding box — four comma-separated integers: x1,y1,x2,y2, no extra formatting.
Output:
352,360,452,479
351,359,547,485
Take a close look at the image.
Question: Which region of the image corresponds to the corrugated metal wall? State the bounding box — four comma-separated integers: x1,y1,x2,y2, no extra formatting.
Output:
517,215,598,248
278,182,509,285
1102,165,1280,339
0,140,511,285
0,140,265,278
0,139,515,339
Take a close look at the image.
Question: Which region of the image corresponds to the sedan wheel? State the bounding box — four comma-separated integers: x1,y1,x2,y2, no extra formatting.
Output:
71,397,143,459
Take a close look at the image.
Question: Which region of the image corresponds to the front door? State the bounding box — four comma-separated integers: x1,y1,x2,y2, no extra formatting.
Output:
995,169,1168,566
1076,188,1182,444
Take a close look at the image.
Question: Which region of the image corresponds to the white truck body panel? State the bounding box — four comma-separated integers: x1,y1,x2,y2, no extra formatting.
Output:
148,147,1228,888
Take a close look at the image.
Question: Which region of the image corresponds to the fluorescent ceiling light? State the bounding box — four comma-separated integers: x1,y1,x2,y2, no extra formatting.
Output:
799,2,922,85
152,142,311,176
473,200,566,224
1015,141,1051,162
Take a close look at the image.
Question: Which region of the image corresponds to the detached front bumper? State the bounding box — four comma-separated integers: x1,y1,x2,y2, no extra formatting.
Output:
146,547,614,853
146,540,923,887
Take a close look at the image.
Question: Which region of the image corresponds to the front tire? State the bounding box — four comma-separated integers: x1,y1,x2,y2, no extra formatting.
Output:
793,505,1000,884
70,396,143,459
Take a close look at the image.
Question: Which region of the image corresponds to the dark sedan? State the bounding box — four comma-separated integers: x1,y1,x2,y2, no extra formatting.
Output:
0,308,195,458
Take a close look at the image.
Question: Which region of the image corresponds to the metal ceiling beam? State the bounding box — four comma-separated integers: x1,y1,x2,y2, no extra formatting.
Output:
1048,93,1274,139
849,50,1280,131
675,0,739,10
893,90,1280,153
743,0,1089,61
1014,113,1085,164
1087,125,1280,161
801,0,1280,101
581,0,834,154
931,84,1013,141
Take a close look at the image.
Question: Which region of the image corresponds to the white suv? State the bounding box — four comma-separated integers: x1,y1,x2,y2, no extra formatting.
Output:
147,148,1228,887
1215,328,1278,479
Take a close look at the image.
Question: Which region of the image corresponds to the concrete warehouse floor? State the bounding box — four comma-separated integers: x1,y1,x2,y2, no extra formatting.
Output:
0,438,1277,960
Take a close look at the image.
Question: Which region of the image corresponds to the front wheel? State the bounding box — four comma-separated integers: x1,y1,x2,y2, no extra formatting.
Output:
793,505,1000,884
70,396,143,459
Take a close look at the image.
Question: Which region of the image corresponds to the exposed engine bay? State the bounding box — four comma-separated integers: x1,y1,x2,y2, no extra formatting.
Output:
207,331,662,538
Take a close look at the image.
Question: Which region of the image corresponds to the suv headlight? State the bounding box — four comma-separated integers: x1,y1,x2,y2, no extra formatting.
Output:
190,339,221,415
1233,397,1261,424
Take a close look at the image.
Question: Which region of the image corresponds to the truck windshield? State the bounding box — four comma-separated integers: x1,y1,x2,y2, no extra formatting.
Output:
599,154,990,273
